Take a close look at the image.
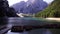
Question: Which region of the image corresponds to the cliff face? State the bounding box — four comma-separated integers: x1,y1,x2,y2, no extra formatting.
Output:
35,0,60,17
12,1,27,12
12,0,48,14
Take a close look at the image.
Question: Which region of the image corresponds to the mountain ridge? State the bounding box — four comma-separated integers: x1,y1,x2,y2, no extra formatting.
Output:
12,0,48,14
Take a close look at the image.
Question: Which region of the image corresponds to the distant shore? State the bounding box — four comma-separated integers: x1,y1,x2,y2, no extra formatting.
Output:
46,18,60,22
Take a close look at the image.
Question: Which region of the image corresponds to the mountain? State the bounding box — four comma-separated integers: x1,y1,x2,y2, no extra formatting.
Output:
35,0,60,17
12,0,48,14
12,1,27,12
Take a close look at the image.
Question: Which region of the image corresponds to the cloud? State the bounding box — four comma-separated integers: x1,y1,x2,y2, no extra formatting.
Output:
44,0,54,4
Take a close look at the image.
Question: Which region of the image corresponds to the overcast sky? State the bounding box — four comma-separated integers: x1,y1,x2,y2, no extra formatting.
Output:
7,0,54,6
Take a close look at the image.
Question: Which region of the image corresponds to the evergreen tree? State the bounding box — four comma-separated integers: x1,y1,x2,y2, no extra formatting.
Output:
35,0,60,18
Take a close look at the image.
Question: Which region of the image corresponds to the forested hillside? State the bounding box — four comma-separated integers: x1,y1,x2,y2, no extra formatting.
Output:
35,0,60,18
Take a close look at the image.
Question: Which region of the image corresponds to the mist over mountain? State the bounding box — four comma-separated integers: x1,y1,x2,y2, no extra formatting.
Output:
12,0,48,14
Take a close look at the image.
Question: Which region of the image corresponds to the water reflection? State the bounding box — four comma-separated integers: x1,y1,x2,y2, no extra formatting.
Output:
6,29,52,34
0,17,8,25
7,30,29,34
6,17,60,34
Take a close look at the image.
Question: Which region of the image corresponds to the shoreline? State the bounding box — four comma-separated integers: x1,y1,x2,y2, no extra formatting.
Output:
46,18,60,22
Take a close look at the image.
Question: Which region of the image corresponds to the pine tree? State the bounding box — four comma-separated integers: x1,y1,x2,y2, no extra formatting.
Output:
35,0,60,17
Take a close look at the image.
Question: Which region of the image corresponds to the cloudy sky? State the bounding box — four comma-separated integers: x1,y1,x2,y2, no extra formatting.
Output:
7,0,54,6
